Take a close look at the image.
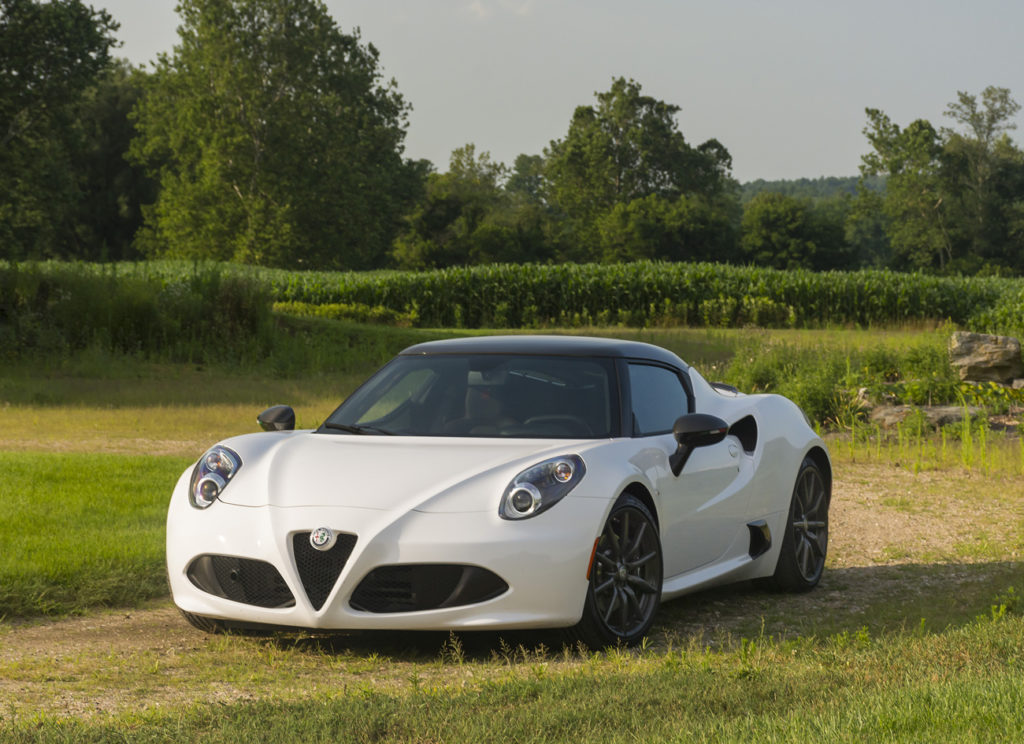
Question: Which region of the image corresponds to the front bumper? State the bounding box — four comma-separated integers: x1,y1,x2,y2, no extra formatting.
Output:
166,477,607,631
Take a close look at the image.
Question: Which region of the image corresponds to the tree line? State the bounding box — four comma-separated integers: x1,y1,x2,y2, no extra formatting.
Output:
4,0,1024,275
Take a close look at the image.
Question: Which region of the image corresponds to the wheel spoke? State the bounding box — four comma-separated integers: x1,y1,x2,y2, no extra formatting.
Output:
602,589,620,624
810,529,827,559
626,575,659,594
627,550,659,570
797,535,812,576
594,577,616,596
623,585,640,617
595,552,617,569
605,522,621,559
626,522,647,559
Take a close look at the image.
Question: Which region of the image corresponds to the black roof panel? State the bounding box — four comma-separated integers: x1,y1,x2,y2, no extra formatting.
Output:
399,335,688,369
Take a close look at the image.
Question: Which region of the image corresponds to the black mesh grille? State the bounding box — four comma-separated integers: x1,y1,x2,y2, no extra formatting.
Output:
350,564,508,613
292,531,358,611
186,555,295,608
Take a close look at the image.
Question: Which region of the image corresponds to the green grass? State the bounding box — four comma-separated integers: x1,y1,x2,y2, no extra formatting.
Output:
3,615,1023,742
0,452,191,617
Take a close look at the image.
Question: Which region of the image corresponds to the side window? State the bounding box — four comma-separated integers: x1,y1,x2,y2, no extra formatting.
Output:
627,363,690,436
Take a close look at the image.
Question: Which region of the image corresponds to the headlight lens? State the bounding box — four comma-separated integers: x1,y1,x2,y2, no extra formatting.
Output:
500,455,586,520
189,445,241,509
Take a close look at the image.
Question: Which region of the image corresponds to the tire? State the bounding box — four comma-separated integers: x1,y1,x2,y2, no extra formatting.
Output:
179,609,226,633
768,456,829,592
567,494,662,648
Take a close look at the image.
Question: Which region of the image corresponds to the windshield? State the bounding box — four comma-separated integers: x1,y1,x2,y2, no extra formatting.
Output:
322,354,617,438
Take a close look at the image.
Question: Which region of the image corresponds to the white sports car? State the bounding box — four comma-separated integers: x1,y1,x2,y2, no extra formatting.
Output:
167,335,831,646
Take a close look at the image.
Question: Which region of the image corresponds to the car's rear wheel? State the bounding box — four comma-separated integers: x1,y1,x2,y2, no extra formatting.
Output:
567,494,662,648
769,456,829,592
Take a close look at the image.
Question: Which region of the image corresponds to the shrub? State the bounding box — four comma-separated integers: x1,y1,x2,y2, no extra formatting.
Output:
0,262,274,363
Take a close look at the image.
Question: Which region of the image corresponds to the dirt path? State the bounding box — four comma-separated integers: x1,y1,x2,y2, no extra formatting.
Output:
2,462,1022,719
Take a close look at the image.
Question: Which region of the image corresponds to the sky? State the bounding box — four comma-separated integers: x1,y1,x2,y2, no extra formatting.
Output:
99,0,1024,183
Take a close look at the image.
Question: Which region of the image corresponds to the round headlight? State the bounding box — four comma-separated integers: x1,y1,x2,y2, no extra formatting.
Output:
552,460,574,483
204,449,238,478
193,473,226,508
508,483,541,516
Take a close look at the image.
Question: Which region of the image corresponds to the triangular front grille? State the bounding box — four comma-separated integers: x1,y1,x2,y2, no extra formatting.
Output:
292,531,357,610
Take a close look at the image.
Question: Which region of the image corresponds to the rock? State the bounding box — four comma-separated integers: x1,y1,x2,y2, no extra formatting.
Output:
948,331,1024,383
1013,379,1024,390
869,405,915,428
869,404,983,430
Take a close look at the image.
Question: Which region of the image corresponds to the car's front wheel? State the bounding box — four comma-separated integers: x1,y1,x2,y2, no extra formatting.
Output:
568,494,662,648
768,456,829,592
179,609,226,633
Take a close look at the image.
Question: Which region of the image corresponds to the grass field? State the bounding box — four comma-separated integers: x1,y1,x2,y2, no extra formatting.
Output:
1,322,1022,741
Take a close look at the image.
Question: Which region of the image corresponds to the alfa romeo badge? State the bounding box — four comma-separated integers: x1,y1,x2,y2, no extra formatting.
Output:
309,526,337,551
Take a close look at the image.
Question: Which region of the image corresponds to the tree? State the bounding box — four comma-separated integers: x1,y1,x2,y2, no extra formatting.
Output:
597,193,738,264
392,145,550,268
505,153,545,203
130,0,422,269
740,192,818,270
858,110,954,270
69,59,155,260
543,77,736,256
941,87,1024,270
0,0,118,258
857,87,1024,274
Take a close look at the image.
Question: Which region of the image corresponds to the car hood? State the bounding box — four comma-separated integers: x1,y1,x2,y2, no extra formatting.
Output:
217,431,592,513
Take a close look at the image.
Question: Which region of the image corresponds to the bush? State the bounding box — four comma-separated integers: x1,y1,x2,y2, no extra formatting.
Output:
272,300,416,327
0,262,274,363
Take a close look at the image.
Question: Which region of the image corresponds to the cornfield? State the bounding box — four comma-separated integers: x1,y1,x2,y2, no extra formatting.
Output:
3,259,1022,333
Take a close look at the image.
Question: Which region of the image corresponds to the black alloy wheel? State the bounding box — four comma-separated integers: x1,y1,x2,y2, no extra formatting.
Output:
769,456,829,592
569,494,662,647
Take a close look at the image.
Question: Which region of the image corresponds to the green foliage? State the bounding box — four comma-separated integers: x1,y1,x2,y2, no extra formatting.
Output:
542,77,738,258
129,0,422,269
859,87,1024,274
273,300,416,327
968,285,1024,338
959,380,1024,414
0,262,275,363
0,0,120,260
67,59,155,261
740,175,886,204
740,192,819,269
721,333,988,425
391,145,548,269
244,260,1011,330
8,259,1019,337
596,192,739,263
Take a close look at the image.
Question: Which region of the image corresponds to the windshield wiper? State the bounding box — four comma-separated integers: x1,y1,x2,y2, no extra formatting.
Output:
322,422,395,436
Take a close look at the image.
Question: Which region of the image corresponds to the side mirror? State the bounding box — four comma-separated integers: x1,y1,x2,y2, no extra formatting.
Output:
258,405,296,432
669,413,728,476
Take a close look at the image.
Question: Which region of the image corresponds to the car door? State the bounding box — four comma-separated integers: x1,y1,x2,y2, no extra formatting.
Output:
625,362,745,578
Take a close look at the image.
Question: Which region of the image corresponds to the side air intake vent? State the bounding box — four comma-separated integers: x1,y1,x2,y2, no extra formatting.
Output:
187,555,295,608
350,564,508,613
748,520,772,559
729,415,758,454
